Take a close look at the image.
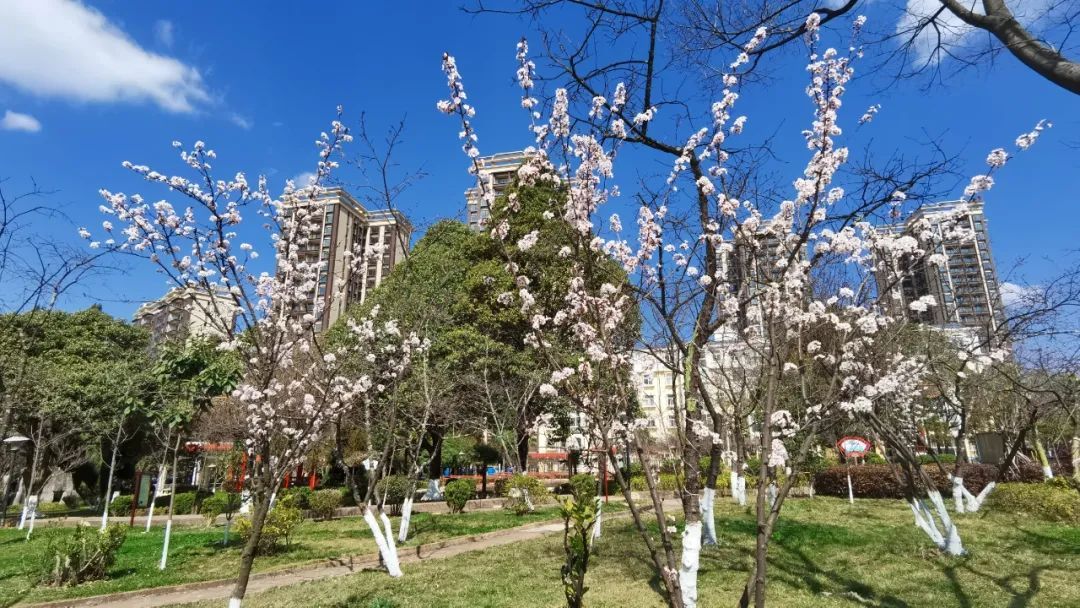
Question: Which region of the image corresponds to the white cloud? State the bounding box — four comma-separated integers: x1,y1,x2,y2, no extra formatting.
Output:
289,172,317,187
1000,281,1041,307
898,0,1057,65
0,0,209,113
229,113,253,130
154,19,174,48
0,110,42,133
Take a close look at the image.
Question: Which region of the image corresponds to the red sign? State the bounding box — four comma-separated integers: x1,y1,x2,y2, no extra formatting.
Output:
836,436,872,459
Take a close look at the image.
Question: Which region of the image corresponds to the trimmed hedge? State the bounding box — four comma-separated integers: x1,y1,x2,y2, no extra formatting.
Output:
986,478,1080,523
813,463,1046,499
444,479,474,514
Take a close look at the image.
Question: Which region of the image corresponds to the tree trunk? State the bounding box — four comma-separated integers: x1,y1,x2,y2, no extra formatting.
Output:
1034,434,1054,479
427,428,443,481
159,435,181,570
145,461,168,533
515,424,530,473
18,430,43,531
701,437,722,545
100,424,123,531
1071,432,1080,483
229,492,271,607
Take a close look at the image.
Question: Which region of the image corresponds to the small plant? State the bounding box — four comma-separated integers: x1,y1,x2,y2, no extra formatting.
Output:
445,479,475,514
559,495,599,608
568,474,597,503
39,524,127,587
501,474,550,515
309,489,343,520
109,495,133,516
234,503,304,555
61,494,80,510
374,475,411,515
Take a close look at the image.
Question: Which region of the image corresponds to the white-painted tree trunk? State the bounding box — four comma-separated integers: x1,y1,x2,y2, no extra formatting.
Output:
16,504,28,530
951,475,967,514
592,498,602,541
363,507,402,577
729,472,739,504
397,497,413,543
145,465,168,533
159,520,173,569
910,491,965,555
847,472,854,504
229,597,242,608
679,521,702,608
960,481,995,512
24,497,37,540
737,475,747,506
379,512,401,575
766,482,778,509
700,487,716,545
1071,435,1080,483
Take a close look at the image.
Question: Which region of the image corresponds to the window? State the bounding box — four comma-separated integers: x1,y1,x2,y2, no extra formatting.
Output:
644,394,655,407
643,373,653,386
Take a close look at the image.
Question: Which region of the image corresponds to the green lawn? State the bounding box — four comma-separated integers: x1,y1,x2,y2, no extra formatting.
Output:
175,497,1080,608
0,505,571,607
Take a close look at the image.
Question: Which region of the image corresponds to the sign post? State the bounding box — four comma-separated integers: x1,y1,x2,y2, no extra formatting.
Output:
836,436,873,505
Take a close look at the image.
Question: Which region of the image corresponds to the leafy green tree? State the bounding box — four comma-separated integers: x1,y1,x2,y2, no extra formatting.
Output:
0,306,154,531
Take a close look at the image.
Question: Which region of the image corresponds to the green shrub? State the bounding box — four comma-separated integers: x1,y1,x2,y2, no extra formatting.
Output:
39,524,127,586
61,494,80,509
813,463,1045,499
109,495,133,516
501,475,551,515
445,479,475,514
986,481,1080,523
340,486,358,507
568,474,597,503
374,475,411,515
235,504,303,555
200,492,241,525
309,489,343,520
173,492,198,515
918,453,956,465
40,502,69,516
628,473,679,493
280,487,313,510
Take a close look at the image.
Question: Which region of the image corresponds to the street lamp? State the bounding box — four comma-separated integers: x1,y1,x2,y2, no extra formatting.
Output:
1,435,31,527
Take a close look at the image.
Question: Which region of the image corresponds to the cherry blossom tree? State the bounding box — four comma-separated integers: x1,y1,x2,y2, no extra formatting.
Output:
81,113,425,606
437,11,1050,607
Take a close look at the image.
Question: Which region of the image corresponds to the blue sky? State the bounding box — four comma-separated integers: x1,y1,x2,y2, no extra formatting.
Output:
0,0,1076,321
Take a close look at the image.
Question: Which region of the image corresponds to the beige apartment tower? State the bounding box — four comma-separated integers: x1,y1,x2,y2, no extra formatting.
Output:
465,151,531,231
133,286,239,345
879,200,1005,334
286,188,411,332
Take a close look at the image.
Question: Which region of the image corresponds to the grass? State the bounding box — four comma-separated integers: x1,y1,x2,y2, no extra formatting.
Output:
173,497,1080,608
0,503,573,607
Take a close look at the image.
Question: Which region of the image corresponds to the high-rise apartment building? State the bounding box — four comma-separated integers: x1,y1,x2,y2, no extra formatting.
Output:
879,200,1004,334
134,286,239,345
465,151,531,231
283,188,411,332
